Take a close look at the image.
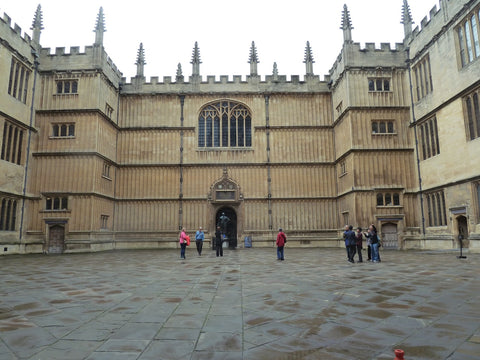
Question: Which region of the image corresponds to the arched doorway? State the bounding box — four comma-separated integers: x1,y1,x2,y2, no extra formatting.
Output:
215,207,237,248
381,223,398,249
48,225,65,254
456,215,469,248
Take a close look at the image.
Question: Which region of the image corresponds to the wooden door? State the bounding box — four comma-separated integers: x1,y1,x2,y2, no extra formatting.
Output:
381,223,398,249
48,225,65,254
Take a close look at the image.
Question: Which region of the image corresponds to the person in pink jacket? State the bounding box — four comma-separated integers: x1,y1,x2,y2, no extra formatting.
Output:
276,228,287,261
179,228,187,259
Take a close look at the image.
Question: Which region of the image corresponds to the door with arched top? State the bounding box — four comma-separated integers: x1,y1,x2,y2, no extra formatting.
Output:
215,207,237,248
456,215,469,248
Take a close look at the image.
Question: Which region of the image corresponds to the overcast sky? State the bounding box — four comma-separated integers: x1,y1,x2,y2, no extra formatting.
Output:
3,0,438,81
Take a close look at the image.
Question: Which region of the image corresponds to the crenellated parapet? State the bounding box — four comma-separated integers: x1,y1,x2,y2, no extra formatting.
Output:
407,0,470,61
0,11,35,65
38,45,122,86
120,73,330,94
329,42,407,88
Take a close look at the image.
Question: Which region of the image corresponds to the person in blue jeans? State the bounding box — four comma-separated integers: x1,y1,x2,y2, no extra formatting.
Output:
195,226,204,256
276,228,287,260
365,224,380,262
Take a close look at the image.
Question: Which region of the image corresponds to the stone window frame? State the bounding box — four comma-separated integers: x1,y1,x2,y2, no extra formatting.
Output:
0,197,17,231
412,54,433,102
102,162,112,180
368,78,391,92
7,56,31,104
197,100,252,149
418,116,440,160
372,120,395,135
463,85,480,141
425,190,448,227
376,192,401,207
45,196,69,211
55,79,79,95
100,215,109,230
51,123,75,138
456,6,480,68
1,120,25,165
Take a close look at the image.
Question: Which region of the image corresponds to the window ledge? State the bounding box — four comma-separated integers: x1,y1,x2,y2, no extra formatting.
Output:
41,209,71,213
376,205,403,208
339,172,347,178
49,136,76,139
372,132,397,136
102,175,112,181
197,147,254,152
53,93,79,96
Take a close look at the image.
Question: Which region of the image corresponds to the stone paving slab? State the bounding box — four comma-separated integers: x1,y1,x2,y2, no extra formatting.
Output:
0,248,479,360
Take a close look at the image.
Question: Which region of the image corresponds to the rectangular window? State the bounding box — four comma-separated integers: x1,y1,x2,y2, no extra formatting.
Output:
7,57,31,104
101,215,109,230
419,116,440,160
425,191,447,227
376,192,401,207
456,7,480,67
412,54,433,101
56,80,78,94
51,123,75,138
463,86,480,141
105,103,114,118
339,161,346,176
0,198,17,231
102,162,111,178
372,120,395,134
1,121,25,165
368,78,391,92
45,196,68,211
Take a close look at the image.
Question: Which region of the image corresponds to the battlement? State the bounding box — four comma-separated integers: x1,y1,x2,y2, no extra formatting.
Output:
329,41,407,83
120,73,331,94
0,11,34,61
408,0,471,59
39,45,123,83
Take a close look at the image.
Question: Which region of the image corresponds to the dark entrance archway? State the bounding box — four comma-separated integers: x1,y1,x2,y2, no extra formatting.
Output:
215,207,237,248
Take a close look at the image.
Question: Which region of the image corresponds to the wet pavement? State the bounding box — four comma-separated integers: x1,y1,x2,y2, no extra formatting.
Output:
0,247,479,360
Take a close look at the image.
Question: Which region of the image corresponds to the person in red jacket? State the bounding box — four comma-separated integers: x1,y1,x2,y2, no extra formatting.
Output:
276,228,287,261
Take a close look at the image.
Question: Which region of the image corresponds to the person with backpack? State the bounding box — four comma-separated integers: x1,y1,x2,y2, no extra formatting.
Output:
276,228,287,261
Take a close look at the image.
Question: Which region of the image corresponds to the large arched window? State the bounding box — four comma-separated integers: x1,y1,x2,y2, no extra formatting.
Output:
198,100,252,148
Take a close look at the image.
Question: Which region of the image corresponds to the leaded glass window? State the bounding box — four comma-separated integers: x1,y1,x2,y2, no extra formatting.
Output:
198,101,252,148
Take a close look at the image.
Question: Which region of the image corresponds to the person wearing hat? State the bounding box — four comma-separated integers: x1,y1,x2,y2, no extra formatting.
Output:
276,228,287,260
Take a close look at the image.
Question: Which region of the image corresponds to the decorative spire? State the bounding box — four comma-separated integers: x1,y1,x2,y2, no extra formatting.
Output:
30,4,44,46
272,62,278,77
93,7,106,46
272,62,279,81
190,41,201,77
401,0,413,40
248,41,259,76
135,43,146,77
176,63,184,82
303,41,315,76
340,4,353,43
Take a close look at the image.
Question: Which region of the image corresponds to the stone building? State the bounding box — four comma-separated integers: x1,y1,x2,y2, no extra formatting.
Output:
0,0,479,254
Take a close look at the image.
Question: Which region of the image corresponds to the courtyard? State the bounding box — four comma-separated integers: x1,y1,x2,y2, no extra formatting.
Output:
0,247,479,360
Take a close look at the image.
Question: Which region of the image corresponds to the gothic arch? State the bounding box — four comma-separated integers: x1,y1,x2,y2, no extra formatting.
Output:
197,99,252,148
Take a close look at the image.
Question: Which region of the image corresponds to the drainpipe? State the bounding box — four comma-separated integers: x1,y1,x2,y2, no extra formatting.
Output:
19,51,39,243
406,48,426,236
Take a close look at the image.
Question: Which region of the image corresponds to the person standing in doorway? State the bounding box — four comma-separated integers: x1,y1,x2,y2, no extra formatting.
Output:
215,226,223,257
195,226,204,256
355,227,363,263
179,227,188,260
276,228,287,260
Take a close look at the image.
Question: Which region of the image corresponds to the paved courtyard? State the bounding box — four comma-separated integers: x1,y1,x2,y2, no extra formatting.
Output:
0,247,479,360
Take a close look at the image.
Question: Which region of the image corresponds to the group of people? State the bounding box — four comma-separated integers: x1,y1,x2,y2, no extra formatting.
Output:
179,226,226,259
181,224,381,263
343,224,381,263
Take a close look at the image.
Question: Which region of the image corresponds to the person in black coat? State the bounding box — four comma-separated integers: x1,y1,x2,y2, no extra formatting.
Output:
215,226,223,257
